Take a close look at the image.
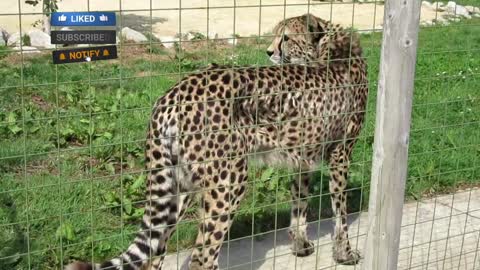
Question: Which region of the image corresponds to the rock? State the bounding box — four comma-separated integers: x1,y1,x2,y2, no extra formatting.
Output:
421,20,433,26
446,1,471,18
465,6,480,14
13,46,41,54
431,2,446,11
185,32,195,41
156,35,178,48
121,27,148,43
422,1,434,10
28,30,53,48
227,37,237,46
7,32,21,46
433,16,448,24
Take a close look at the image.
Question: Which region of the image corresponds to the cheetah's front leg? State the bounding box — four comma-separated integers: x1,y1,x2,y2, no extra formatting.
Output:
289,172,315,257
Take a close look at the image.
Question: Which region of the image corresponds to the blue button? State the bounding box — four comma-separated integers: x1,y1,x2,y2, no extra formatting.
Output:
51,12,116,27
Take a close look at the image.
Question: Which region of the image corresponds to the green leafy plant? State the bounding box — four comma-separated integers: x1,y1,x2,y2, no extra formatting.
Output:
103,174,146,220
21,34,31,46
5,111,22,135
55,222,76,241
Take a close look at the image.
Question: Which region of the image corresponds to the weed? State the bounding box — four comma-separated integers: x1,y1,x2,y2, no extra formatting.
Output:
0,46,11,59
21,34,31,47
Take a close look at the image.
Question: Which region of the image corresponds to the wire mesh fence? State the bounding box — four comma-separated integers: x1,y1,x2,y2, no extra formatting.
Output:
0,0,479,270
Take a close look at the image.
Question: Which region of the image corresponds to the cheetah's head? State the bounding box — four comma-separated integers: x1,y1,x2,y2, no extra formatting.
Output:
266,14,362,65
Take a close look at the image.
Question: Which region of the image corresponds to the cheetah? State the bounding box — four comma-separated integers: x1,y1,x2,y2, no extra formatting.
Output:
66,13,368,270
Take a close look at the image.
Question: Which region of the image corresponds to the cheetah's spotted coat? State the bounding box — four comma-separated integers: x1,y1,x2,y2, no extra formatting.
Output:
67,13,368,270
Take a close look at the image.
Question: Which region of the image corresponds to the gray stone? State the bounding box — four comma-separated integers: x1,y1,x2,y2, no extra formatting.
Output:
121,27,148,43
446,1,471,18
28,30,53,48
7,32,21,46
421,20,433,26
185,32,195,41
431,1,446,11
156,35,178,49
434,16,449,24
465,5,480,14
227,37,237,46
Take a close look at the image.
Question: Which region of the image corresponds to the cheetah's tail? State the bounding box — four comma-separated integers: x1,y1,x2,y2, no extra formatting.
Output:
65,130,180,270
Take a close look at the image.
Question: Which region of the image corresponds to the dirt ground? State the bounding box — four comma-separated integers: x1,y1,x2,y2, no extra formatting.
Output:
1,0,451,39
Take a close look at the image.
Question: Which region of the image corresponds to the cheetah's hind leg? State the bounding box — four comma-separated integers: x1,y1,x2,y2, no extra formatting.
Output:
328,143,361,265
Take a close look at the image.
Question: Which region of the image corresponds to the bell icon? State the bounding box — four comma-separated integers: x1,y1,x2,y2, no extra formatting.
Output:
103,49,110,56
59,53,66,60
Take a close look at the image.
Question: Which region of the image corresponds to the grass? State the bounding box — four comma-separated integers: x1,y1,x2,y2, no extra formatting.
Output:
1,18,479,269
456,0,480,6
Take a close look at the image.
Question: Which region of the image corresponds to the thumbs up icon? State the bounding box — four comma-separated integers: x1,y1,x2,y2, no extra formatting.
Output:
58,14,67,22
99,14,108,22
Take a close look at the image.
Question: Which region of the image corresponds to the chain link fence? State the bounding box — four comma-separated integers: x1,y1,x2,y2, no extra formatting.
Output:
0,0,479,269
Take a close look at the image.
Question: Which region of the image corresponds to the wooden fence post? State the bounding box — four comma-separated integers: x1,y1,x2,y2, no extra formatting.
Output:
362,1,422,269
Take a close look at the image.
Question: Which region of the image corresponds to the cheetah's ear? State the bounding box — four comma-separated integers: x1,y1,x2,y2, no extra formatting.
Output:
302,14,325,44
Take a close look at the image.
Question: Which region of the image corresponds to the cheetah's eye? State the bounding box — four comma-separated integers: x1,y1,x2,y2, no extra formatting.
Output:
282,35,290,42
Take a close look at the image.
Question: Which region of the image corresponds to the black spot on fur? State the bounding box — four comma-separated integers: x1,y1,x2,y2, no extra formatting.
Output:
214,231,223,240
222,74,231,84
209,84,217,93
152,151,161,160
